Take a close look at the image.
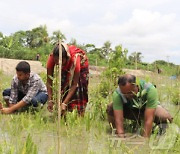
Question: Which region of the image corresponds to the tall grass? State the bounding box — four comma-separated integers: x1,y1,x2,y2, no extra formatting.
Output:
0,69,179,153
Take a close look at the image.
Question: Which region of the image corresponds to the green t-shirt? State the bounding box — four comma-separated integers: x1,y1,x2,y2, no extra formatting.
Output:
113,80,159,110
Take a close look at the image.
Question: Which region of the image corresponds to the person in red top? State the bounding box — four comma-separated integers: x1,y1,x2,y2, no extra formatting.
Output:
47,43,89,116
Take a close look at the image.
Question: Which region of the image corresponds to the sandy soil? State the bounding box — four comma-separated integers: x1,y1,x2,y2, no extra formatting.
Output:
123,68,154,77
0,58,103,76
0,58,154,77
0,58,46,76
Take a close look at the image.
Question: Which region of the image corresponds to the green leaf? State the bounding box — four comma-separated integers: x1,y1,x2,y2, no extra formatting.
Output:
132,99,139,108
141,89,147,97
136,92,140,97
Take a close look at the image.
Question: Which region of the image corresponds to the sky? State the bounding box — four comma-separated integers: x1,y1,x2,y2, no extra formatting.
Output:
0,0,180,65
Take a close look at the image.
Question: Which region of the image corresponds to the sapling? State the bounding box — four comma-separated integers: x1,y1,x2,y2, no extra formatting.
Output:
132,89,147,109
131,89,147,134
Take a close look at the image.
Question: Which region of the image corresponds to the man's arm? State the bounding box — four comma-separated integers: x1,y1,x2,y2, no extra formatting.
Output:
114,110,125,137
144,86,158,137
1,100,27,114
143,108,155,137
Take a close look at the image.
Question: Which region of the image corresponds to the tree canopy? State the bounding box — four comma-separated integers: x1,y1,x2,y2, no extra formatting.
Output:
0,25,179,76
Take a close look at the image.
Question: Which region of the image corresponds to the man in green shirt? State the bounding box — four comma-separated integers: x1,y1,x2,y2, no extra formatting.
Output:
107,74,173,138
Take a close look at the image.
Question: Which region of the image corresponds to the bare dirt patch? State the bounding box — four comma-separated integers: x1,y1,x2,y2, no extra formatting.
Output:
0,58,106,76
123,68,154,77
0,58,155,77
0,58,46,76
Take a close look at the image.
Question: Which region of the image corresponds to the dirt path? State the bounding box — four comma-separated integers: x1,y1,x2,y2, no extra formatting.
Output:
123,68,154,77
0,58,101,76
0,58,155,77
0,58,46,76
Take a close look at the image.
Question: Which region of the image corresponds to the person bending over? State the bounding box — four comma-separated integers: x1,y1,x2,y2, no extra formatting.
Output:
106,74,173,138
47,43,89,116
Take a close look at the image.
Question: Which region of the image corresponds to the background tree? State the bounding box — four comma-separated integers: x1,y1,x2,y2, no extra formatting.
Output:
0,25,179,77
100,41,112,59
69,38,77,46
85,44,96,53
128,52,143,63
51,30,66,44
1,36,14,49
0,32,3,40
26,25,49,48
11,31,27,48
107,44,127,79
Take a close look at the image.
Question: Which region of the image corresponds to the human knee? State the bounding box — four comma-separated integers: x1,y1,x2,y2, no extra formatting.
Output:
31,93,48,107
155,105,173,123
154,114,173,124
2,89,11,100
2,89,10,96
31,98,38,107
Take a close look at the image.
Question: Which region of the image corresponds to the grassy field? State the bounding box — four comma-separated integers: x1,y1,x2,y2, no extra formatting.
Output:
0,70,179,154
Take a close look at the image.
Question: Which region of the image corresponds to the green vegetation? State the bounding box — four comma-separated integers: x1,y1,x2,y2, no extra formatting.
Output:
0,26,179,153
0,64,180,153
0,25,179,76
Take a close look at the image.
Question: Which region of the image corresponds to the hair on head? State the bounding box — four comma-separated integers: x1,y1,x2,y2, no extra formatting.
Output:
118,74,136,86
16,61,30,73
53,44,67,59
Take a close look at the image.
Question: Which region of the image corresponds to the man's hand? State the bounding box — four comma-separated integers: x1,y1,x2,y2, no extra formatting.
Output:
2,101,26,114
117,133,126,138
114,110,125,136
1,107,14,114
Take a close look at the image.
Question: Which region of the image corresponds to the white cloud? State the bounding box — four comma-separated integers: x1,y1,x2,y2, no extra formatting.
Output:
0,0,180,64
101,12,117,23
29,18,74,35
79,9,180,64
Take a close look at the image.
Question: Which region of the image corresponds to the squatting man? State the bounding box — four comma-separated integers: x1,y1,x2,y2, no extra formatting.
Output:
107,74,173,138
